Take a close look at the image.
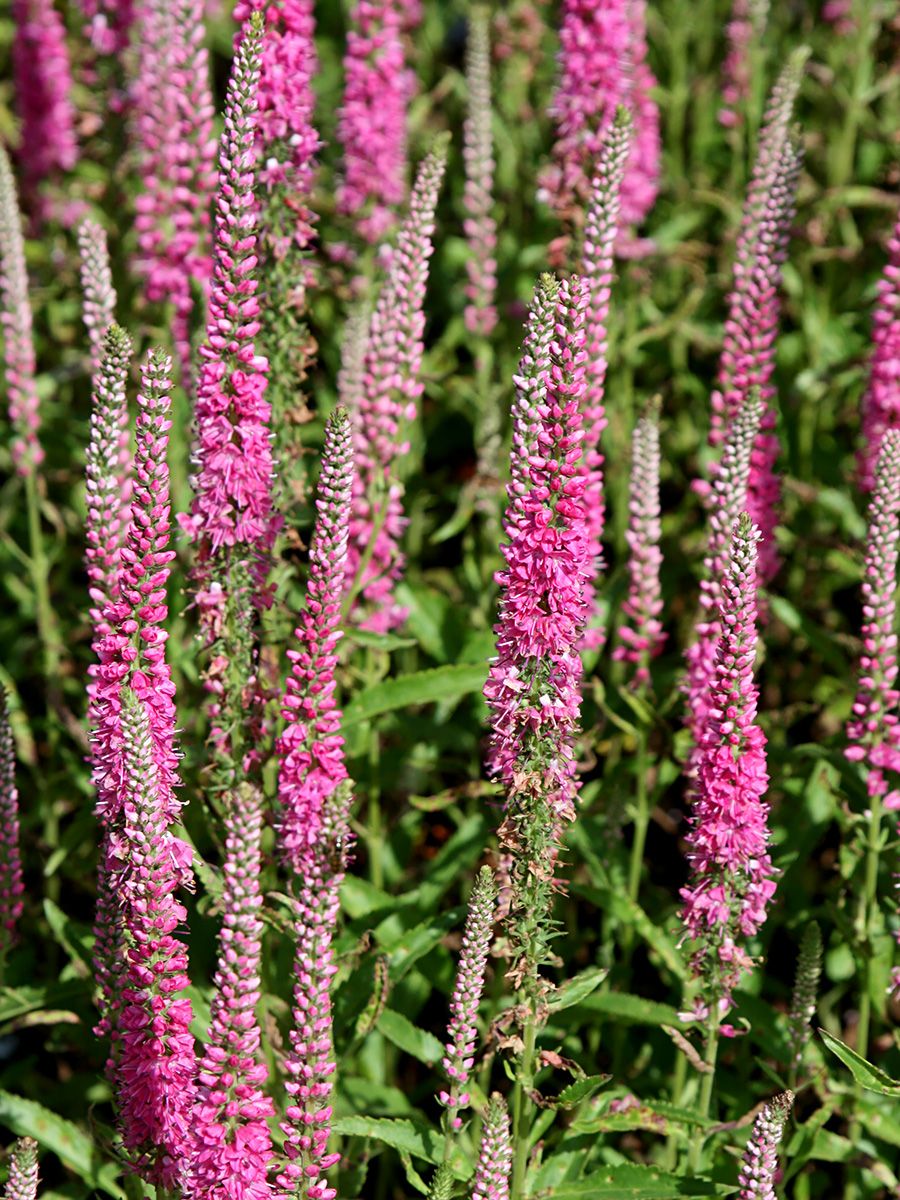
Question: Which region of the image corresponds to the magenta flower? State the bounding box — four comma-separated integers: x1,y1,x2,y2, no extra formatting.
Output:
614,403,666,687
680,513,776,1009
188,785,275,1200
131,0,216,385
5,1137,39,1200
77,220,118,379
579,109,632,649
471,1096,513,1200
544,0,659,227
484,274,591,825
337,0,414,242
737,1092,793,1200
185,14,279,603
78,0,134,54
684,395,762,754
345,145,447,631
719,0,769,129
463,8,498,337
278,409,354,871
277,786,354,1200
113,689,196,1191
845,429,900,807
439,867,496,1127
0,146,43,475
859,210,900,492
11,0,78,201
0,692,24,965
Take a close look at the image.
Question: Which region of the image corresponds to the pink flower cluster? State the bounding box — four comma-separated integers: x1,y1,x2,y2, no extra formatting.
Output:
471,1096,513,1200
859,209,900,492
187,15,279,599
681,514,776,1007
580,110,632,648
11,0,78,200
544,0,659,227
0,692,24,961
77,219,119,378
463,9,498,336
346,146,446,631
484,275,591,824
0,146,43,474
278,409,354,871
845,429,900,807
337,0,415,242
439,867,496,1126
188,785,275,1200
737,1092,793,1200
614,404,666,686
131,0,216,385
79,0,134,55
719,0,769,128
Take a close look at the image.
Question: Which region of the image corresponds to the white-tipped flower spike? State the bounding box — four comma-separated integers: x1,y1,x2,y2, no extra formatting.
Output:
737,1092,794,1200
4,1136,39,1200
77,219,118,378
463,7,498,336
471,1095,513,1200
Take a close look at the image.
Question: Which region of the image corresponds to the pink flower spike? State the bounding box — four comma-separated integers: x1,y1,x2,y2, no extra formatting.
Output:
11,0,78,202
680,512,776,1011
845,429,900,807
78,0,134,55
187,784,275,1200
345,143,447,631
471,1095,513,1200
859,208,900,492
484,274,591,825
439,867,496,1121
277,785,354,1200
463,7,498,337
187,12,279,604
113,689,195,1190
719,0,769,129
737,1092,793,1200
0,692,24,966
579,108,632,649
337,0,415,242
278,408,354,871
77,219,118,379
5,1136,39,1200
0,145,44,475
614,401,666,687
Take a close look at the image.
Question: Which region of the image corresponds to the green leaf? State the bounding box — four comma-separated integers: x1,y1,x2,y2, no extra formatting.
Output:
576,992,684,1028
548,968,609,1013
382,909,463,981
42,900,94,974
572,1100,715,1136
0,980,90,1025
330,1116,469,1179
377,1009,444,1065
346,629,418,651
0,1091,125,1197
551,1164,733,1198
342,664,487,726
552,1074,612,1108
819,1028,900,1095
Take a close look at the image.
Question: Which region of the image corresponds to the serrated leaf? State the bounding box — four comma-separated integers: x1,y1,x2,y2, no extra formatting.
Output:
819,1028,900,1095
330,1116,469,1179
0,1091,125,1197
577,991,683,1027
551,1164,733,1198
42,900,93,975
383,909,462,981
342,664,487,725
572,1100,714,1136
548,967,609,1012
552,1074,612,1108
377,1009,444,1065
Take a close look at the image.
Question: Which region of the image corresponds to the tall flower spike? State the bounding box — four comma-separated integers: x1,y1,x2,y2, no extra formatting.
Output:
787,921,822,1075
471,1095,513,1200
544,0,659,227
0,145,43,474
345,144,447,631
131,0,216,386
508,276,560,510
113,690,194,1190
859,208,900,492
188,784,274,1200
737,1092,794,1200
77,220,118,379
0,692,24,967
463,7,498,337
11,0,78,202
4,1137,39,1200
719,0,770,129
845,429,900,806
684,392,762,754
439,867,497,1127
277,784,354,1200
187,12,279,604
78,0,134,55
337,0,414,242
614,400,665,686
680,513,776,1010
485,274,591,824
278,410,354,871
579,108,632,649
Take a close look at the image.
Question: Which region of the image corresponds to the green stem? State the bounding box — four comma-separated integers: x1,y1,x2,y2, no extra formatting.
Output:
687,1014,720,1173
830,0,874,190
364,648,384,891
510,1006,537,1200
626,723,650,909
665,1049,689,1169
24,471,61,686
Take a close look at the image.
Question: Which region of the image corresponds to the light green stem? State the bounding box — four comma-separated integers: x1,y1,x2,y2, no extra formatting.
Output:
24,471,62,686
687,1015,720,1173
510,1007,537,1200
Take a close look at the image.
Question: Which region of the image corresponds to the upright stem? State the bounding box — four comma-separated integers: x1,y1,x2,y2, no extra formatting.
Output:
24,471,62,686
687,1013,720,1172
626,722,650,909
830,0,874,190
510,1004,537,1200
855,791,884,1060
